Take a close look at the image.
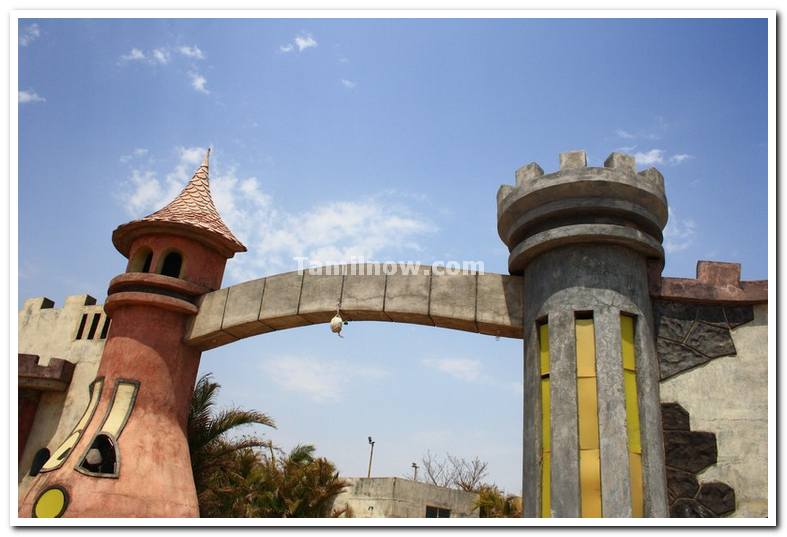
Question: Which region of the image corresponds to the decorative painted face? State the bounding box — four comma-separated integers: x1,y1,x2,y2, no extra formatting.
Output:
29,378,140,517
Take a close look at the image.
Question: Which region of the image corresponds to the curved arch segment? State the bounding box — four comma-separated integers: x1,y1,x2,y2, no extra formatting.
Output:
184,267,524,350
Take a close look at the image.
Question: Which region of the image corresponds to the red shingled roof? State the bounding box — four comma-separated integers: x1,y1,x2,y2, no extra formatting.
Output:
112,149,247,258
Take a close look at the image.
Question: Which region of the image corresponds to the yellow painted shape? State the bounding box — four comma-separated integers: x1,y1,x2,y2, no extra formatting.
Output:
41,379,103,471
539,323,550,375
575,319,596,378
629,452,644,517
577,377,599,450
579,449,602,518
624,370,642,453
102,382,138,437
541,452,551,518
538,322,551,518
621,315,636,371
541,378,551,453
34,488,66,518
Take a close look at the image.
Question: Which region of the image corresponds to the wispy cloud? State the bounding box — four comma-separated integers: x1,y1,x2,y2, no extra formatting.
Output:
120,148,149,164
189,72,209,94
151,48,170,64
633,149,665,166
616,129,635,140
178,45,205,59
422,358,482,382
669,153,693,165
117,146,436,281
19,90,45,104
19,23,40,47
119,48,146,62
340,79,357,89
262,355,388,402
664,208,697,253
280,33,318,53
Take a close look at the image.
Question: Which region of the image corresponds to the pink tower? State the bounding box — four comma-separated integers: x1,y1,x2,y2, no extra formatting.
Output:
20,149,246,518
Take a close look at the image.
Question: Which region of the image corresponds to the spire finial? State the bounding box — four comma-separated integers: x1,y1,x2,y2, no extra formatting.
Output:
202,147,211,169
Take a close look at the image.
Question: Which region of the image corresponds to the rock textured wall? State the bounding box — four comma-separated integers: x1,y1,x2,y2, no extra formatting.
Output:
659,304,768,517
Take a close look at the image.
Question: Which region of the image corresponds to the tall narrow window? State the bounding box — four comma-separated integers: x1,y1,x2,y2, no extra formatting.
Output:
576,317,602,517
75,314,88,340
538,322,551,518
160,251,183,278
621,315,644,517
86,313,101,340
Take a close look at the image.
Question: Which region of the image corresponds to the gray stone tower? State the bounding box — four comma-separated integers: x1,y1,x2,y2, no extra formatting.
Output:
497,150,669,518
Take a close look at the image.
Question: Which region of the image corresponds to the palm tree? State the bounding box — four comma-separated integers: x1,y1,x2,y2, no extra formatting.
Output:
187,373,275,515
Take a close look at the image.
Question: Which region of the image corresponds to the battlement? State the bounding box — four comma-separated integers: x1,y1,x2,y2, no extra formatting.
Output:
19,293,111,371
499,150,665,206
497,150,669,275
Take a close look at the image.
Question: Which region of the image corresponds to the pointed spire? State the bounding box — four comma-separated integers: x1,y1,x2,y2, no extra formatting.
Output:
112,147,247,258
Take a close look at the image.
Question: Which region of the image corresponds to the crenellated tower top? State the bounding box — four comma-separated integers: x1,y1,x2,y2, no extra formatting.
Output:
496,150,668,275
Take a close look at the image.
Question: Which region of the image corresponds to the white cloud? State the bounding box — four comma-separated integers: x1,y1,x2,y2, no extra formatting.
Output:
178,45,204,59
633,149,665,166
118,147,435,282
338,56,349,63
341,79,357,89
151,48,170,64
294,34,318,51
280,34,318,53
669,153,693,165
262,356,388,402
616,129,635,139
19,23,40,47
189,72,209,94
120,148,149,163
422,358,483,382
664,208,697,253
120,48,146,62
19,90,45,104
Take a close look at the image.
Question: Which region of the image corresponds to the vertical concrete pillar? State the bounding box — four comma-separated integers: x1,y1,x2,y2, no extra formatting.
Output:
498,151,669,518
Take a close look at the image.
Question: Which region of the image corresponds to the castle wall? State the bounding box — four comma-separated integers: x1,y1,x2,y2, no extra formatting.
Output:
17,295,107,493
659,304,768,517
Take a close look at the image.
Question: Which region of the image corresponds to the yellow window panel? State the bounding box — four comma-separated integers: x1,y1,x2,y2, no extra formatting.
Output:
541,452,551,518
576,319,596,378
624,370,642,453
629,452,644,517
621,315,636,371
541,378,551,453
577,377,600,450
40,378,104,472
539,323,550,375
101,382,139,438
579,449,602,518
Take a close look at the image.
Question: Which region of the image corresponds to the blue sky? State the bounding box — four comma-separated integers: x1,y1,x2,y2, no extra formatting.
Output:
17,17,768,494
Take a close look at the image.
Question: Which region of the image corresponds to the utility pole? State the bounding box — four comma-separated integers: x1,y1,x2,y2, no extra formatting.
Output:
411,462,419,481
367,436,375,478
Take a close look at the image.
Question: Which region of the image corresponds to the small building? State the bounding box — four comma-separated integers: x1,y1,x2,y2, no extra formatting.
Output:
330,477,479,518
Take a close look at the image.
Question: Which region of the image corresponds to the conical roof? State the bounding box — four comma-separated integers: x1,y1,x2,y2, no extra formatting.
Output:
112,149,247,258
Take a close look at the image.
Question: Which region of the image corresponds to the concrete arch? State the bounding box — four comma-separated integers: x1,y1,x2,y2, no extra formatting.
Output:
184,265,524,350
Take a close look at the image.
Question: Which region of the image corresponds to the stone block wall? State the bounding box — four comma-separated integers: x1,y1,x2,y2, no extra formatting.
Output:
659,304,768,517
